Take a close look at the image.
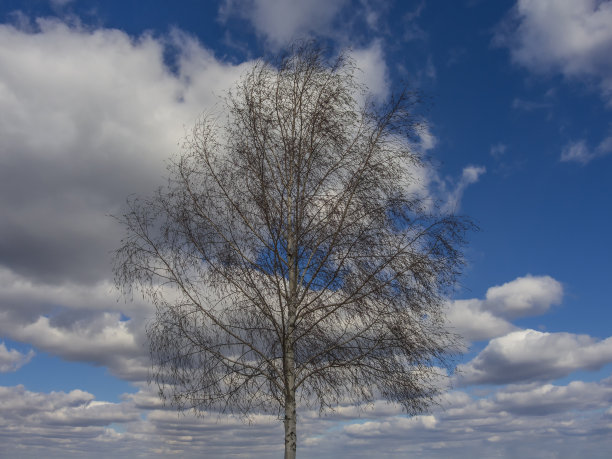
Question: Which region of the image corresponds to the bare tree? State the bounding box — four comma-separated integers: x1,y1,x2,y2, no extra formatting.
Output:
114,44,471,459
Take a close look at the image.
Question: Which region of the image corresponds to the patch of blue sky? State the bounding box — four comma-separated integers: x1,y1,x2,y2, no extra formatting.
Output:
0,350,136,402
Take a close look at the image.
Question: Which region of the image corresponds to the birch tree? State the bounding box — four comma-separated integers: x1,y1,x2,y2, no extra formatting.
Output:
114,44,471,459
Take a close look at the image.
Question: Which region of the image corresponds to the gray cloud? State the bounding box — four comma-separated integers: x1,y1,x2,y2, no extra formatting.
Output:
3,376,612,458
0,267,152,380
492,379,612,416
0,385,140,458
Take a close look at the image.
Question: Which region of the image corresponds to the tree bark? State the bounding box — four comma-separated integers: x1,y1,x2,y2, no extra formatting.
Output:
283,358,297,459
284,294,298,458
284,191,298,459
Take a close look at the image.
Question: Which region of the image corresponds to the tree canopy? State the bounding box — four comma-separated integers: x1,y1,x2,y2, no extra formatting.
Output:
114,43,471,458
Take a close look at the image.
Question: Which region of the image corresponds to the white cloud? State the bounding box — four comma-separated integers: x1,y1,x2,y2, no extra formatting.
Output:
560,137,612,164
299,377,612,458
496,0,612,105
349,40,390,102
0,18,251,381
490,142,507,159
0,18,247,285
483,274,563,319
2,12,610,459
13,313,137,360
219,0,348,48
442,165,486,213
448,275,562,342
397,126,485,213
400,158,485,215
457,329,612,385
2,310,149,381
494,2,612,165
0,342,34,372
447,299,518,342
416,124,437,153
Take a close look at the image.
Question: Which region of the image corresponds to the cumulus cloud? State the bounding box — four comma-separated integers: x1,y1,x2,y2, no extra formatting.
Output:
446,299,518,343
0,342,34,372
0,266,154,380
0,15,475,393
10,313,144,374
0,18,246,285
495,0,612,105
1,308,149,381
219,0,392,100
0,18,252,382
483,274,563,319
457,329,612,385
448,275,562,342
2,12,609,459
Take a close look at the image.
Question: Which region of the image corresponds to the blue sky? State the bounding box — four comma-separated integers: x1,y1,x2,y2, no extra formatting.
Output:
0,0,611,457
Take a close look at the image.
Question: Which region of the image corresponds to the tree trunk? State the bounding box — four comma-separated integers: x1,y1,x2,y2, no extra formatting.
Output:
283,370,297,459
284,180,298,459
284,287,297,459
284,257,298,458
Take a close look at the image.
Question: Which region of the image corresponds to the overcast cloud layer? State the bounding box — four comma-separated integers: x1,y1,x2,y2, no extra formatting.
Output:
0,0,611,457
